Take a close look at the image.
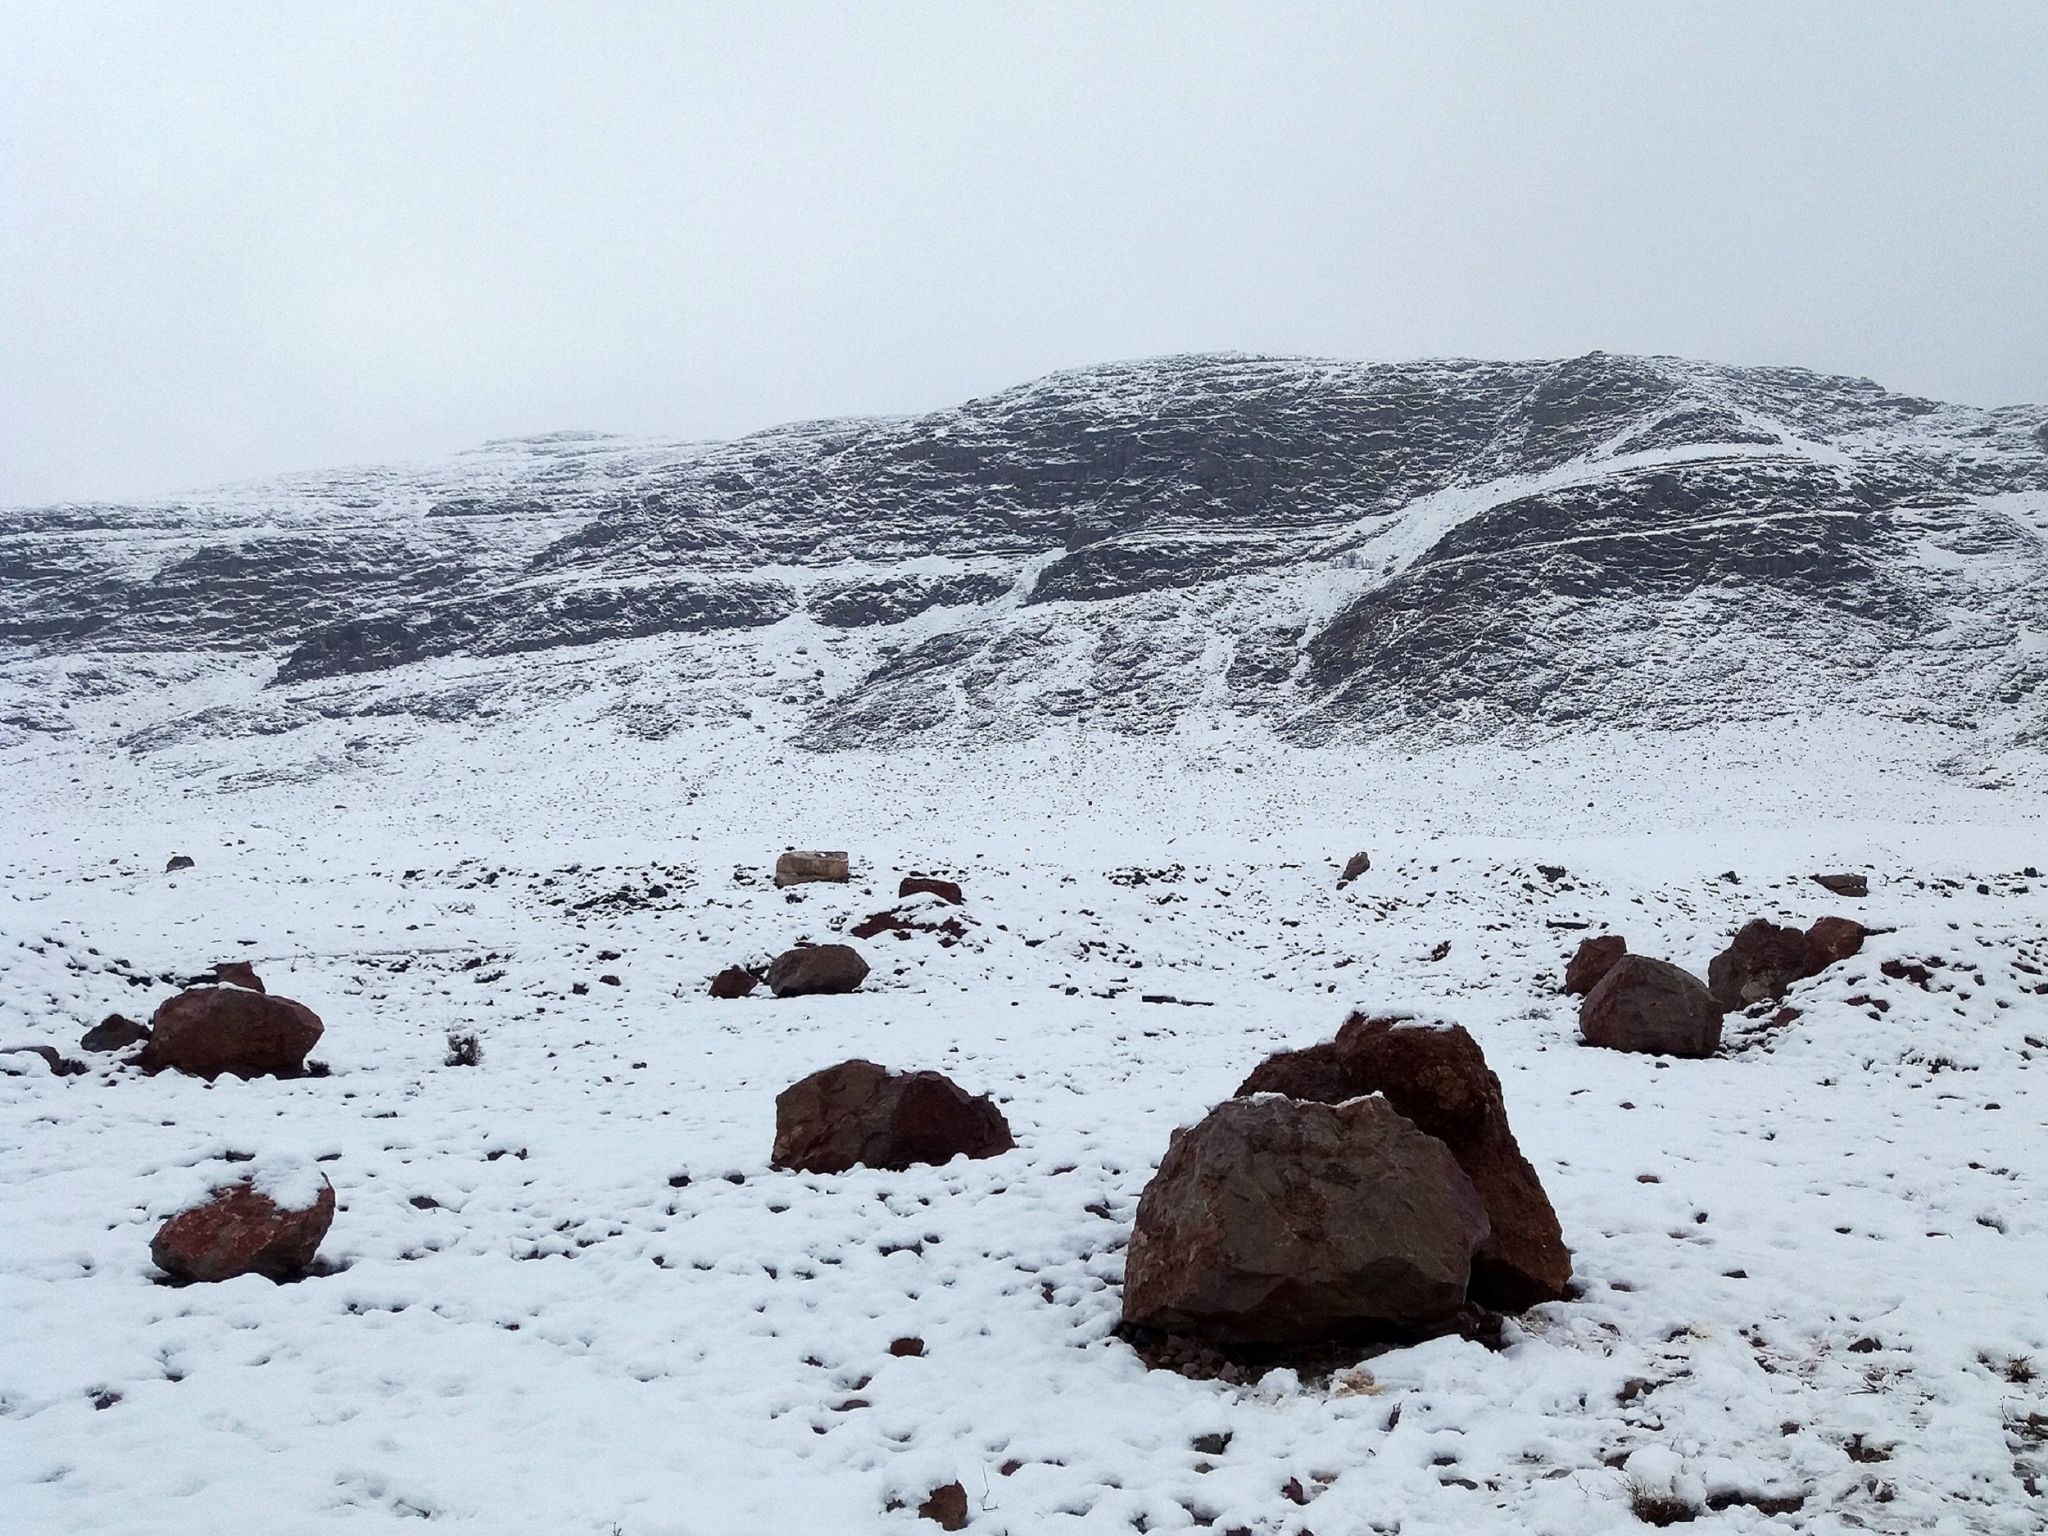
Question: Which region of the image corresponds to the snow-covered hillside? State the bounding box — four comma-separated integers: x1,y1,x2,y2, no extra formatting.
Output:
5,352,2047,775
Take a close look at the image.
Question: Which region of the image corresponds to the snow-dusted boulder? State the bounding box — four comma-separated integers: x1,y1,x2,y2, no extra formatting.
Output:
150,1168,335,1282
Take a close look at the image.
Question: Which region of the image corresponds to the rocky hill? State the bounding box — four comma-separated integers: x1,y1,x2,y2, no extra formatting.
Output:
5,351,2046,757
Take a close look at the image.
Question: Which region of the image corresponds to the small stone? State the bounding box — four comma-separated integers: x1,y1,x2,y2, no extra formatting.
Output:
917,1481,969,1530
1337,850,1372,887
708,966,758,999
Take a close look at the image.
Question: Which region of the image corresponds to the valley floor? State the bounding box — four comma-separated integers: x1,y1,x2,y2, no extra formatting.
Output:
3,719,2045,1534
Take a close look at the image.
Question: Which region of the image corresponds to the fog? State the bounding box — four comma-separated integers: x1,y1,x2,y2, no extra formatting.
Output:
3,1,2043,504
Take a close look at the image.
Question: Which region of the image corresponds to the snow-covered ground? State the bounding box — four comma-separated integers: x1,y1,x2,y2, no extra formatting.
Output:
3,712,2045,1534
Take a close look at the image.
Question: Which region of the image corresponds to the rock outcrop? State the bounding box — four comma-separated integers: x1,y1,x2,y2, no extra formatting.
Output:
772,1059,1014,1173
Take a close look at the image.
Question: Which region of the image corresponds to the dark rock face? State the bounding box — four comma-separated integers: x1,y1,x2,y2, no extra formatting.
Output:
211,961,264,992
766,944,870,997
708,965,758,999
771,1059,1013,1173
1236,1015,1571,1309
1803,916,1865,973
1708,919,1816,1010
1337,851,1371,887
150,1176,335,1282
1812,872,1869,897
139,987,324,1079
164,854,194,872
1564,935,1627,996
898,875,965,905
1579,955,1723,1058
81,1014,150,1052
1121,1094,1489,1345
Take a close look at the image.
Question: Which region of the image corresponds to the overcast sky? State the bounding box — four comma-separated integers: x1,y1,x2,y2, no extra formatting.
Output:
3,2,2044,506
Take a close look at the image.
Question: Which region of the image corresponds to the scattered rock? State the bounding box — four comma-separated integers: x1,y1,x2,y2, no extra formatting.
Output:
850,905,969,944
1564,934,1627,996
150,1174,336,1282
1802,916,1865,974
81,1014,151,1052
772,1059,1013,1173
1237,1014,1571,1308
1580,955,1723,1058
766,943,870,997
708,966,758,999
210,961,265,992
1337,850,1372,887
1812,872,1869,897
1707,919,1813,1011
138,987,325,1079
164,854,195,873
888,1335,926,1357
774,850,850,888
3,1043,88,1076
917,1481,969,1530
1121,1094,1488,1345
898,875,964,905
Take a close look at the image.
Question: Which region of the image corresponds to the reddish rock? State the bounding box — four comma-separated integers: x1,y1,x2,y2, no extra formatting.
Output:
1707,919,1812,1010
1337,850,1372,887
898,875,965,905
1564,934,1627,996
772,1059,1013,1173
4,1043,88,1076
81,1014,150,1053
1121,1094,1489,1345
138,987,324,1079
150,1175,335,1282
766,943,870,997
1237,1015,1571,1309
1802,916,1865,974
708,966,758,999
1811,872,1869,898
917,1482,969,1530
211,961,265,992
1579,955,1722,1058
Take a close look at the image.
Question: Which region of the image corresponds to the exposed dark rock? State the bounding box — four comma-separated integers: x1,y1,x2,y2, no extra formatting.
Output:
1121,1094,1488,1345
1803,916,1866,974
1579,955,1723,1058
1811,872,1869,897
81,1014,150,1053
771,1059,1013,1173
150,1175,335,1282
211,961,264,992
165,854,195,872
1708,920,1814,1010
1564,934,1627,996
4,1043,88,1076
708,966,758,999
766,943,870,997
917,1481,970,1530
898,875,965,905
1337,851,1371,887
139,987,324,1079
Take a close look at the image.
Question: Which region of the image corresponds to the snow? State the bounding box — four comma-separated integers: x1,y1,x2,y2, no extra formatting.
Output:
2,705,2045,1534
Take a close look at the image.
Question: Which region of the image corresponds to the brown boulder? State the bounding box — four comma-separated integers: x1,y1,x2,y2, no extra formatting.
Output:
1802,916,1865,974
1337,850,1372,887
772,1059,1013,1173
81,1014,150,1053
138,987,324,1079
898,875,965,905
1811,872,1869,898
150,1175,335,1281
211,961,265,992
1580,955,1722,1058
1236,1015,1571,1308
766,943,870,997
1707,919,1812,1010
774,850,849,888
708,966,758,999
1122,1094,1488,1345
917,1482,969,1530
1564,934,1627,996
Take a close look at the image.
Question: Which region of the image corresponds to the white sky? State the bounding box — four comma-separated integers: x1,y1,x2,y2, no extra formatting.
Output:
3,1,2044,505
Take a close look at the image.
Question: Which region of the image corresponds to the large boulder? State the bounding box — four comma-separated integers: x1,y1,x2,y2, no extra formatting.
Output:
898,875,965,905
708,965,758,999
766,943,870,997
138,987,324,1079
1580,955,1722,1058
1237,1015,1571,1308
150,1172,335,1282
1707,919,1812,1010
1802,916,1864,973
1122,1094,1488,1345
772,1059,1014,1173
774,850,850,888
1563,934,1627,996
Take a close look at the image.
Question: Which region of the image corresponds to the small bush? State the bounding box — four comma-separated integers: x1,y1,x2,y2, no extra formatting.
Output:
444,1031,483,1067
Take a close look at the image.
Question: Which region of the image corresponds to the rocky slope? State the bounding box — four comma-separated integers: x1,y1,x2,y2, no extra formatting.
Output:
5,351,2046,757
